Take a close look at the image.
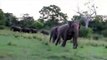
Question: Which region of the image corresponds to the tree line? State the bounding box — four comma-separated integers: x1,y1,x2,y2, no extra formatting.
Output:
0,5,107,37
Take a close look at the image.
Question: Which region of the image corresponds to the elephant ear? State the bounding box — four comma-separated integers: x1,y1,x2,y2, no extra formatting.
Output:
79,23,81,29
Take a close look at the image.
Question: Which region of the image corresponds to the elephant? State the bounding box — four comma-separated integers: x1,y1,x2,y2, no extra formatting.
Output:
49,25,72,44
50,21,80,49
22,28,31,33
49,26,58,43
11,25,22,32
31,28,38,33
40,30,49,35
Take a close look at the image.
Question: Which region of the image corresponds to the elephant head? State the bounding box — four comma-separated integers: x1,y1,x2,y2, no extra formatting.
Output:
68,21,80,48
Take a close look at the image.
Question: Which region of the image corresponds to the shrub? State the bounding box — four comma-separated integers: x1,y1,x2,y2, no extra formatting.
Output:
0,25,5,29
101,29,107,37
92,34,104,40
7,42,17,46
32,21,44,29
79,26,93,38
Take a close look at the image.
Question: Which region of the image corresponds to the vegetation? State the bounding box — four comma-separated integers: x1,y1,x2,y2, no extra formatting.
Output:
0,0,107,59
0,9,5,25
0,4,107,37
0,8,107,38
39,5,68,27
79,26,93,38
0,29,107,60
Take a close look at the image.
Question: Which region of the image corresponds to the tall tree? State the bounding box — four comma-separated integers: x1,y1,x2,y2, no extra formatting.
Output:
76,0,97,29
19,13,34,28
4,13,18,26
39,5,68,26
0,9,5,26
89,15,104,34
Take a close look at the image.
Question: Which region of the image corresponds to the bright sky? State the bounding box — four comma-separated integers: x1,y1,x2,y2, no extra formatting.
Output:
1,0,107,20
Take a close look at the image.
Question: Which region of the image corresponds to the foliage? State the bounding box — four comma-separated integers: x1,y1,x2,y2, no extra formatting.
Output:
38,19,44,23
72,15,85,26
92,34,104,40
0,9,6,26
4,13,18,26
89,16,105,34
75,0,97,29
0,25,5,29
0,6,107,38
79,26,93,38
72,15,81,20
101,29,107,37
32,21,44,29
19,13,34,28
39,5,68,27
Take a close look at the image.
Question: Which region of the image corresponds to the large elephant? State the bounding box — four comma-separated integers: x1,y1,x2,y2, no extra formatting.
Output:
50,21,80,49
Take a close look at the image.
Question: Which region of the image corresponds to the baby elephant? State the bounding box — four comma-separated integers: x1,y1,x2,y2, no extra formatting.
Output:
50,21,80,49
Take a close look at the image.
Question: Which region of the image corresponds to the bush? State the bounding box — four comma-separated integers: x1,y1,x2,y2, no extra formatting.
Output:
0,25,5,29
92,34,104,40
32,21,44,29
79,26,93,38
101,29,107,37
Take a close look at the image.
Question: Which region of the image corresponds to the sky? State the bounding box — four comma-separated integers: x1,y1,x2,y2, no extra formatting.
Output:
1,0,107,20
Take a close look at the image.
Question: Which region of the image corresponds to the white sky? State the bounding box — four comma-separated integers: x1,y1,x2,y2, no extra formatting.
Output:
1,0,107,20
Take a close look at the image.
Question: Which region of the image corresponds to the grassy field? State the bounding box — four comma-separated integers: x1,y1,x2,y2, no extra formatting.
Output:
0,29,107,60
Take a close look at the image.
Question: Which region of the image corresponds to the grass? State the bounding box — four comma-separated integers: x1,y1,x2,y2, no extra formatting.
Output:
0,29,107,60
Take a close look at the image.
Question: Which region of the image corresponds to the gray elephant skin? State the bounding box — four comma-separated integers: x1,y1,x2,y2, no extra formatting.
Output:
50,21,80,49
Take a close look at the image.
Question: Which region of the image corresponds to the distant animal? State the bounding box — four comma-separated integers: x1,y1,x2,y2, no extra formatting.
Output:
50,21,80,49
11,26,22,32
22,28,31,33
31,28,38,33
40,30,49,35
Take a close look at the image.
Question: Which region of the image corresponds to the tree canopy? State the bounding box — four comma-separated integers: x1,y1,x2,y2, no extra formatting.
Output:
39,5,68,27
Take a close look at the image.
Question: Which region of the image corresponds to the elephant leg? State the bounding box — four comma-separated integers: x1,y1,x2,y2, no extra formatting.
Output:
55,36,60,46
55,29,62,45
72,37,78,49
61,39,67,47
61,34,67,47
58,39,61,44
55,32,61,45
53,35,57,43
49,33,52,42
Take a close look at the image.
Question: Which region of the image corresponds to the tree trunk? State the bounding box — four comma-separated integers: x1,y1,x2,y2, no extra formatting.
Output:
85,20,89,29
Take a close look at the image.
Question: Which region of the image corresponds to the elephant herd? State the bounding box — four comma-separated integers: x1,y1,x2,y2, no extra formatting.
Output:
10,26,49,35
50,21,80,49
11,20,80,49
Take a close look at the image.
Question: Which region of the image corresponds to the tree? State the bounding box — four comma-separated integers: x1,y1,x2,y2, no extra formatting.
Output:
39,5,68,27
4,13,18,26
0,9,5,26
89,15,104,34
75,0,97,29
19,13,34,28
72,15,85,26
31,21,44,29
77,11,94,29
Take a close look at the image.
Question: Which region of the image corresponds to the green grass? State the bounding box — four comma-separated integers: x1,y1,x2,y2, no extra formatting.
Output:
0,29,107,60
